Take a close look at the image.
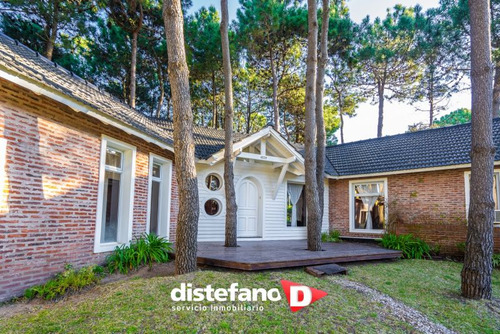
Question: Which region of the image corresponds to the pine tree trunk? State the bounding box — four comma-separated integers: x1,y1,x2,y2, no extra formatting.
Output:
305,0,322,252
492,61,500,117
270,49,280,131
461,0,495,300
163,0,200,275
315,0,329,219
429,78,435,126
156,59,165,118
220,0,238,247
339,95,345,144
246,85,252,134
377,82,384,138
45,0,60,61
130,30,138,108
212,71,217,128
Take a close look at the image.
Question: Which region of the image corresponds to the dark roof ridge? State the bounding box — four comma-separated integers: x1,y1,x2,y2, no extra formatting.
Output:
326,118,498,149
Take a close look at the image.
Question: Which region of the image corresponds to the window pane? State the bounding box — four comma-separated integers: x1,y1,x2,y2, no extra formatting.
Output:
152,163,161,178
494,174,499,210
353,181,385,231
101,171,121,243
106,148,122,169
204,199,220,216
206,174,221,191
150,180,161,235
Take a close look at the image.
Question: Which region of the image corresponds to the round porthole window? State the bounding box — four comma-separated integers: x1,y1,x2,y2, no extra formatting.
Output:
205,173,222,191
204,199,222,216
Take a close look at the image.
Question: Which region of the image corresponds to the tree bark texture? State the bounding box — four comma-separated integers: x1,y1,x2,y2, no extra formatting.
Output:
220,0,238,247
212,71,218,128
130,30,138,108
45,0,60,61
377,82,384,138
315,0,329,220
305,0,322,251
270,49,280,131
163,0,200,275
461,0,495,300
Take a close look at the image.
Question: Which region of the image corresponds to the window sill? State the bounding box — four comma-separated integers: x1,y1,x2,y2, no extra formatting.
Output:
94,242,121,253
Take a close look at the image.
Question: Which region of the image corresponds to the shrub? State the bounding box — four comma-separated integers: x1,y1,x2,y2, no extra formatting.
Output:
380,233,431,259
456,242,466,254
321,230,342,243
107,233,173,274
24,264,103,300
493,253,500,268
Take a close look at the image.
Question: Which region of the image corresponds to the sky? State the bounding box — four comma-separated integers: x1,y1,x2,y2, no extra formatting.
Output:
188,0,471,143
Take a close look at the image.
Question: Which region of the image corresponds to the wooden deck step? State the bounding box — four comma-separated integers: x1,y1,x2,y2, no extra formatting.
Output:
305,264,348,277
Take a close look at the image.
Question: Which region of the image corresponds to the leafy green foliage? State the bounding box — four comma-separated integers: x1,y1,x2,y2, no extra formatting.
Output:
380,233,431,259
434,108,471,127
493,253,500,268
321,230,342,243
24,264,103,300
106,233,173,274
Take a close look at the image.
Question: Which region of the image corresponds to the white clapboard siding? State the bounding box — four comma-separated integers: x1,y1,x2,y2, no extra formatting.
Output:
196,161,330,242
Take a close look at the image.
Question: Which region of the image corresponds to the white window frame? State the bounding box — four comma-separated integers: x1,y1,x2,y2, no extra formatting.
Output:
464,170,500,226
146,153,173,239
285,182,307,228
349,178,388,234
94,135,136,253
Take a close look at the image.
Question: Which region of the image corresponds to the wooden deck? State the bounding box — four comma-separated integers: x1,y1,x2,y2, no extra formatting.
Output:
195,240,401,270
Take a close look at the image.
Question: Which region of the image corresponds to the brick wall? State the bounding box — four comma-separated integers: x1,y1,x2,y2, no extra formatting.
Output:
329,169,500,255
0,78,178,301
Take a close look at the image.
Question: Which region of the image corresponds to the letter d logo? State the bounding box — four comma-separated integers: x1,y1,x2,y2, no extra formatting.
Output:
280,280,328,312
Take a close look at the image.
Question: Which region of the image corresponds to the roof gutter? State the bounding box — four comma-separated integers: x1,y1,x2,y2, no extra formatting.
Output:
326,162,500,180
0,66,175,154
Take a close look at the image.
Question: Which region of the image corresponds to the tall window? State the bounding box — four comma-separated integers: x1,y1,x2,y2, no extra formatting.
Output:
286,183,306,227
95,137,136,253
148,155,172,238
102,147,123,243
350,180,387,233
465,171,500,225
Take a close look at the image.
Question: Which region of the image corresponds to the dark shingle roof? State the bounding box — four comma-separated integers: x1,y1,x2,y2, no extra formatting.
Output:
324,119,500,177
151,118,249,159
0,32,247,160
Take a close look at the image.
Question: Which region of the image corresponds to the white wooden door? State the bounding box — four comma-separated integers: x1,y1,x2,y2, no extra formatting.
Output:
237,179,259,237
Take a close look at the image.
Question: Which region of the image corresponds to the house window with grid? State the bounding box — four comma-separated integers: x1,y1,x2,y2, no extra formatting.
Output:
350,180,387,233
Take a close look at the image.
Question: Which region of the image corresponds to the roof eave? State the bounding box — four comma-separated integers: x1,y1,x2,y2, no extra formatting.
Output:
0,66,175,154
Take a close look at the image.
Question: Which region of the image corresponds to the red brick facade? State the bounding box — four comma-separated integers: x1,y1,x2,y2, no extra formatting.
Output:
0,79,178,301
329,169,500,255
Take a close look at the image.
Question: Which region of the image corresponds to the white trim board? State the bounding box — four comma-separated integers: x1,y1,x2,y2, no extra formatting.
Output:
328,162,500,180
348,178,388,234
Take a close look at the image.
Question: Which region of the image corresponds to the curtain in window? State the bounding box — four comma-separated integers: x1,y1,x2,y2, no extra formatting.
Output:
357,184,380,230
288,184,303,227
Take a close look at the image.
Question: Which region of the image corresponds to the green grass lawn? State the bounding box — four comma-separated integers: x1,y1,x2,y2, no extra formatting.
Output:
0,260,498,333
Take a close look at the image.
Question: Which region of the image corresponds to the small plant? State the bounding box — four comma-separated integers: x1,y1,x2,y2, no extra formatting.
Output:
106,233,173,274
380,233,431,259
456,242,466,254
24,264,103,300
321,230,342,243
493,253,500,268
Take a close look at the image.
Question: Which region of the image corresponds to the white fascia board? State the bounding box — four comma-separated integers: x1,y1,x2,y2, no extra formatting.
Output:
0,67,175,154
326,162,500,180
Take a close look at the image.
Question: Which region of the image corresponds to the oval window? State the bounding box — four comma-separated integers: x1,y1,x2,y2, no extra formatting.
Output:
205,174,222,191
204,199,221,216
